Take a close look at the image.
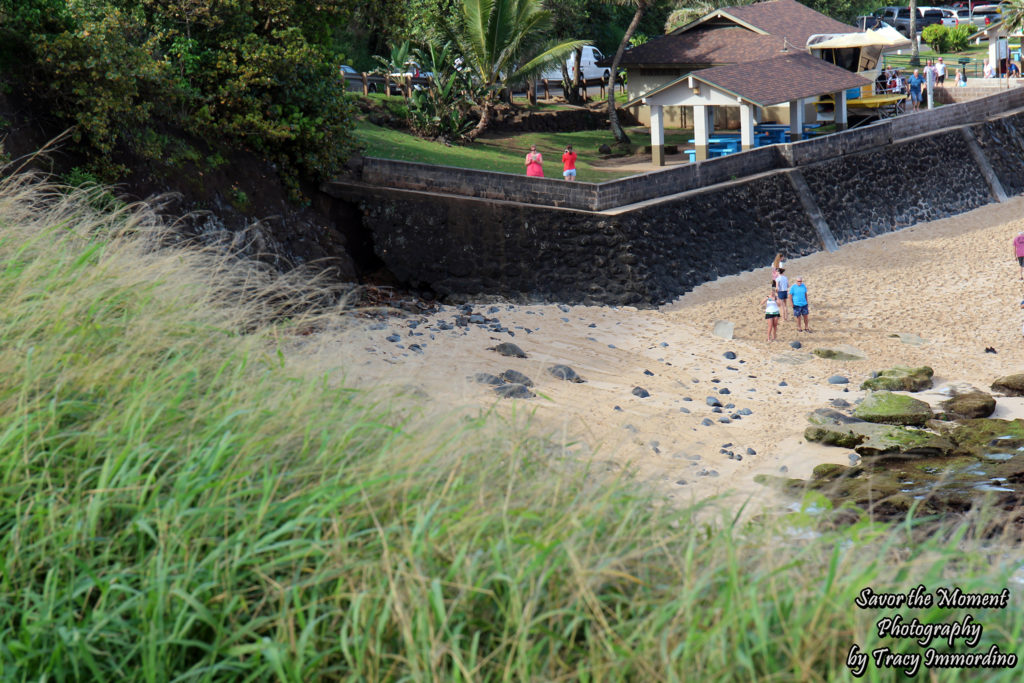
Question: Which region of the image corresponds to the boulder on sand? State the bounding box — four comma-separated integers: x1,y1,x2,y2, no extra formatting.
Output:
853,391,933,426
991,374,1024,396
860,366,933,392
937,386,996,420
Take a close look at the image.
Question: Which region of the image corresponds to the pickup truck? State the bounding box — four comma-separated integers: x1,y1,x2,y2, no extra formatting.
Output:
872,6,946,36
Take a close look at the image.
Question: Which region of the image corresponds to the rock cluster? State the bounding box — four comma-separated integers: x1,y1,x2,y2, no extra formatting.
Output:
763,366,1024,521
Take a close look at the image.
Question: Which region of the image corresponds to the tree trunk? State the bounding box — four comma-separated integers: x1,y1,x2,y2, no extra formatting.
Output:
465,101,495,141
563,60,582,105
608,3,647,145
572,47,584,103
910,0,919,66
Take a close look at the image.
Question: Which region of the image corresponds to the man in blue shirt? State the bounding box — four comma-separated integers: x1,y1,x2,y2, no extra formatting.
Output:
907,69,924,112
790,277,810,332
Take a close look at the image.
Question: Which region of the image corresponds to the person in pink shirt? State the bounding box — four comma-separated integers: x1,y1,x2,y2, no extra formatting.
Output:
1013,231,1024,280
525,144,543,177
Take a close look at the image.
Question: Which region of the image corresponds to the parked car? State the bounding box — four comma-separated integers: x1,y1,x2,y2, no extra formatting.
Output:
541,46,609,82
340,64,379,93
856,15,896,30
955,6,1002,28
928,7,960,27
873,6,946,36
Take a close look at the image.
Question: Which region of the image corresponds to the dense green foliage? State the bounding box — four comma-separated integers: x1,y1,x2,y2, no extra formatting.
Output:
0,0,360,194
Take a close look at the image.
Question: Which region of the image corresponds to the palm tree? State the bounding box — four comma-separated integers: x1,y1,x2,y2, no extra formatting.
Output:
606,0,652,145
1002,0,1024,34
455,0,587,140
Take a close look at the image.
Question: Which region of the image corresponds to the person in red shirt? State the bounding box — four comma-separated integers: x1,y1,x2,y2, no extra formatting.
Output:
1013,231,1024,280
561,144,577,181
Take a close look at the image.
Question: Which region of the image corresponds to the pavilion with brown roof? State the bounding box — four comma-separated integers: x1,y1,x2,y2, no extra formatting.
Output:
608,0,859,129
629,52,869,164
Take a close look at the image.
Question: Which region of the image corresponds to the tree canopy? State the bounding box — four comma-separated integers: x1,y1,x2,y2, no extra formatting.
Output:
0,0,360,194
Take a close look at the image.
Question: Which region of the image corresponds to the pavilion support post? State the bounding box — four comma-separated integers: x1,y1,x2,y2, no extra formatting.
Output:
694,104,709,161
739,103,755,151
789,98,804,142
650,104,665,166
834,90,848,131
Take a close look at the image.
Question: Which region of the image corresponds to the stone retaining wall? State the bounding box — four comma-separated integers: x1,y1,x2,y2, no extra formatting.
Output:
323,88,1024,306
348,172,821,305
799,130,992,243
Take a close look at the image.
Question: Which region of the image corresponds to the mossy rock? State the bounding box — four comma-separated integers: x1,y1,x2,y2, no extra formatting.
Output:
991,374,1024,396
812,344,866,361
938,389,996,420
805,425,864,449
806,407,952,457
856,426,953,458
948,418,1024,457
860,366,934,392
853,391,933,426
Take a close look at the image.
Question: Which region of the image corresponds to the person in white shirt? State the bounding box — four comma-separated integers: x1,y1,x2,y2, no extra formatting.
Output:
774,268,790,321
984,59,995,79
935,57,946,85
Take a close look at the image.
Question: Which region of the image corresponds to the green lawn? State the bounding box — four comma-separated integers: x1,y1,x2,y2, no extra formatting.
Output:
355,119,696,180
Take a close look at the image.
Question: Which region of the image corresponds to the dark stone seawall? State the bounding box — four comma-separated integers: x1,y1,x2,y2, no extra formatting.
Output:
972,111,1024,196
329,101,1024,307
355,172,820,306
800,130,993,244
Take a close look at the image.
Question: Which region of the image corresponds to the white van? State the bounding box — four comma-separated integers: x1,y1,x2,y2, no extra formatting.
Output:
541,46,609,82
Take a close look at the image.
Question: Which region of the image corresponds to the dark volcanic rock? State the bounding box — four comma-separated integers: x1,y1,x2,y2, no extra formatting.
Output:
548,364,585,382
632,387,650,398
494,383,535,399
488,342,527,358
500,369,533,387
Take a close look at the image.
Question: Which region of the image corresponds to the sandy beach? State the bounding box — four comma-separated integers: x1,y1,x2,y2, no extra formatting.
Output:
316,196,1024,513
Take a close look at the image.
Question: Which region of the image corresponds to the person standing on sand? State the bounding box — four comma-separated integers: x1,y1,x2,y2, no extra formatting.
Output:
790,276,811,332
525,145,543,177
1013,231,1024,280
562,144,577,181
771,253,784,289
763,288,780,341
774,267,790,321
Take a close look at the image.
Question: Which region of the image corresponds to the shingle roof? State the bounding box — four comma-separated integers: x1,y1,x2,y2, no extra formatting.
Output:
635,52,871,108
714,0,855,45
617,26,787,68
615,0,856,68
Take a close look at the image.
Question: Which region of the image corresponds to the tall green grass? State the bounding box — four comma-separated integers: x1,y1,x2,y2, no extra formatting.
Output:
0,173,1023,680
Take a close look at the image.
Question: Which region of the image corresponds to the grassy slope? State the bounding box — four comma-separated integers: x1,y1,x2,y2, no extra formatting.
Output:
1,175,1023,680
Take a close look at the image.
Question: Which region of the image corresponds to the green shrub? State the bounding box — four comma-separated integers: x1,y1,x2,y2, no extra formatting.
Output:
948,24,972,52
922,24,949,53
